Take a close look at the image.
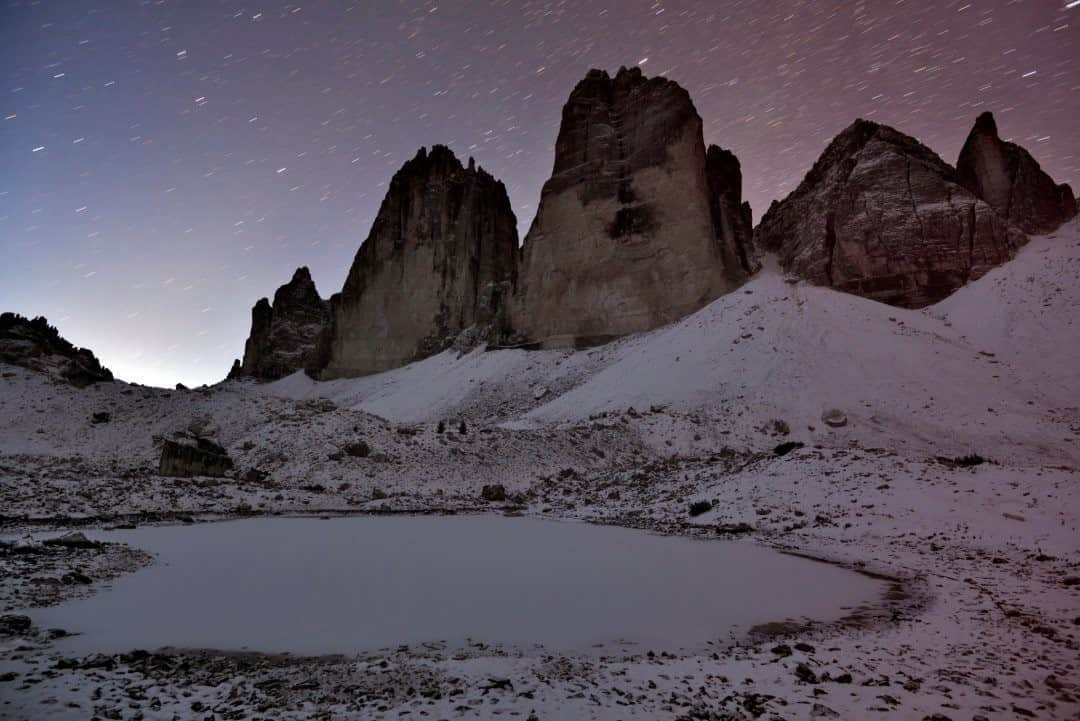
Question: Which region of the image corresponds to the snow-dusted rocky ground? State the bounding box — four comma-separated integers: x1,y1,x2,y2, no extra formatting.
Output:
1,221,1079,720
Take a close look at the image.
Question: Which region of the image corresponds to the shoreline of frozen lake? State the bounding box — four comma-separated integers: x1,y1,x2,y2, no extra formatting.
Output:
25,514,886,656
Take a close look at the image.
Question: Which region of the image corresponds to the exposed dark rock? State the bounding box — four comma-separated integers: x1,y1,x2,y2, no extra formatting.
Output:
688,500,714,517
754,119,1026,308
91,411,111,424
774,441,805,457
61,571,92,585
956,112,1077,235
236,267,330,381
159,436,234,478
43,532,99,549
320,146,518,378
0,615,32,636
242,468,269,483
480,484,507,502
795,662,819,684
344,441,371,458
512,67,754,348
0,313,113,387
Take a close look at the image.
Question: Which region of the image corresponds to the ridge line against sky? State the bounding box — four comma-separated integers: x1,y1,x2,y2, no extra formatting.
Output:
1,0,1077,387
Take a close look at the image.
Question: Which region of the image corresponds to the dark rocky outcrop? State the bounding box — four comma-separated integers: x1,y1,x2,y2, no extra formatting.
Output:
159,436,234,478
319,146,518,378
235,267,329,381
956,111,1077,235
0,313,113,387
754,119,1025,308
511,67,755,348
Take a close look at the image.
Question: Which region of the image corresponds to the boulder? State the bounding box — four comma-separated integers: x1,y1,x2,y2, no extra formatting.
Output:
956,111,1077,235
511,67,755,348
480,484,507,502
754,119,1026,308
159,436,234,478
235,267,330,381
319,146,519,378
0,313,113,387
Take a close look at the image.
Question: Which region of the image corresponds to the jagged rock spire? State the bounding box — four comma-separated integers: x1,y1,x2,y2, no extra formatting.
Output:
956,111,1077,235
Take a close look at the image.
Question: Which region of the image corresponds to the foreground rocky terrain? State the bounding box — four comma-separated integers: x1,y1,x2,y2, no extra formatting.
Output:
1,219,1078,720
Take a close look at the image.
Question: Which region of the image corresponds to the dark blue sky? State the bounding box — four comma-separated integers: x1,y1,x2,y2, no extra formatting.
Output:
2,1,1077,386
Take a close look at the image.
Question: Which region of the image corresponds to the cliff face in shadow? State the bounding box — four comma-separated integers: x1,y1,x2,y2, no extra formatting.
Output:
319,146,518,379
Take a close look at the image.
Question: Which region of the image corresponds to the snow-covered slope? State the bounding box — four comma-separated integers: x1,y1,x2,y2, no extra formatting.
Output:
932,219,1080,398
264,220,1080,465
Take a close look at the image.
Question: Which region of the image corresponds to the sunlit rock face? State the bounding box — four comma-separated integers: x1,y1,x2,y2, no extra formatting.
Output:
319,146,518,379
754,119,1025,308
956,112,1077,236
236,267,329,381
511,67,754,349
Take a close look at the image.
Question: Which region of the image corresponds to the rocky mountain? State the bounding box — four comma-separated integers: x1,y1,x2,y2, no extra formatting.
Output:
233,267,329,381
754,119,1025,308
510,67,755,348
956,111,1077,235
0,313,113,387
319,145,518,379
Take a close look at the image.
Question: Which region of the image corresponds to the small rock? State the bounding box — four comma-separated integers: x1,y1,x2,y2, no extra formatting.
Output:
61,571,93,585
345,441,371,458
688,500,713,517
821,409,848,428
795,663,818,684
773,441,804,457
43,532,98,549
242,468,269,483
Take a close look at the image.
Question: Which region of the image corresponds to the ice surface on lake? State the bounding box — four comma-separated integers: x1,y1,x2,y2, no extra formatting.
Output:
31,515,885,655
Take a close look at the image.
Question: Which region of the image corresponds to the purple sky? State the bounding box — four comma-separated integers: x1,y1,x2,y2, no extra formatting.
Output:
2,0,1077,387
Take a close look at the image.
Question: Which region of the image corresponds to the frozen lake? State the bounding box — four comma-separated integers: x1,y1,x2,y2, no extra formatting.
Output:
30,515,885,655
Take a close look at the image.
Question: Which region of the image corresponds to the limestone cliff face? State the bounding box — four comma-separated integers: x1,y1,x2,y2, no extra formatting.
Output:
511,67,754,348
319,146,518,378
236,267,329,381
956,112,1077,235
754,119,1025,308
705,145,757,277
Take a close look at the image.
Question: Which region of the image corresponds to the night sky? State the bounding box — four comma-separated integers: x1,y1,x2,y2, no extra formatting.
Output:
2,1,1077,387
